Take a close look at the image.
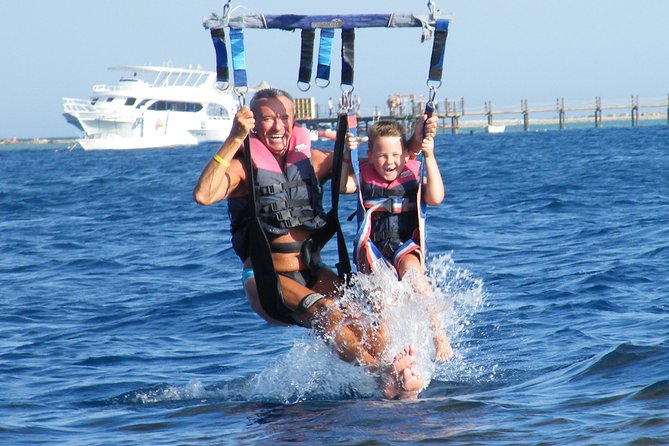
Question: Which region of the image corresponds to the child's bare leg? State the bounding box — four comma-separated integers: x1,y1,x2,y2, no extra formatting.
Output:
398,254,453,361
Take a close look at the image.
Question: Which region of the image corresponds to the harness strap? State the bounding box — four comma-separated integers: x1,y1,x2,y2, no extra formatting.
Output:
316,29,335,87
243,136,292,325
427,19,449,84
271,240,320,275
371,230,400,243
328,112,353,279
341,29,355,88
298,29,315,90
270,240,304,253
269,208,316,229
259,198,311,214
230,28,248,90
210,28,229,88
363,197,417,213
392,239,422,267
258,178,309,195
354,201,398,278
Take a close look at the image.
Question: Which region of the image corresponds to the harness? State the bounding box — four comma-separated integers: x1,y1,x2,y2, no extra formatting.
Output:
355,161,423,272
205,1,450,314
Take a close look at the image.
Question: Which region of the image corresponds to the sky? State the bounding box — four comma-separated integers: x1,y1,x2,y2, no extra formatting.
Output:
1,0,668,138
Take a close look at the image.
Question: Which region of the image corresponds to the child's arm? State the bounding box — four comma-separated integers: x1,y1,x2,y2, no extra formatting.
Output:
339,133,362,194
421,136,445,205
408,114,438,159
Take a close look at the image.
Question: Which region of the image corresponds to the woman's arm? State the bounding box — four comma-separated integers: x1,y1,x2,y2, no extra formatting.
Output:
193,107,254,205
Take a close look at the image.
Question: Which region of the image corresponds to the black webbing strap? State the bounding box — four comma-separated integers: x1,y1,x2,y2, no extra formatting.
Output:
341,29,355,88
298,30,315,90
210,28,229,87
329,112,353,279
427,19,449,83
243,137,293,325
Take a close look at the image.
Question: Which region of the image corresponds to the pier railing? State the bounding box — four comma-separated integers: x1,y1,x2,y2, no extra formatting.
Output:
298,94,669,134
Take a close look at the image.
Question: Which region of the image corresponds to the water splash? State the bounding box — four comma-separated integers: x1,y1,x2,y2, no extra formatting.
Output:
247,252,487,401
114,253,487,405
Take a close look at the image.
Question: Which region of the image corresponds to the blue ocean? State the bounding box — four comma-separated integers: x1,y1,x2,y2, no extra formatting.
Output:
2,125,668,445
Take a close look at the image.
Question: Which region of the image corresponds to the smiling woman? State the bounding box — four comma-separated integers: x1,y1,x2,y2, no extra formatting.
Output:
249,91,295,157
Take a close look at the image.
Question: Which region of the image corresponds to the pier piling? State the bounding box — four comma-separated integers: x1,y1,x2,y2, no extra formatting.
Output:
296,94,668,135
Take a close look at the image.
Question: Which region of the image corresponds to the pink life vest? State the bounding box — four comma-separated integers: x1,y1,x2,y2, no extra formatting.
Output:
356,159,422,271
227,125,327,260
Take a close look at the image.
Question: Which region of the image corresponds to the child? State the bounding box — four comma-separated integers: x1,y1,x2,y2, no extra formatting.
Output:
342,118,453,362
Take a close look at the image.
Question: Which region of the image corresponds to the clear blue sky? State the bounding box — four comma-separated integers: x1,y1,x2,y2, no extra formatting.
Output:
1,0,667,138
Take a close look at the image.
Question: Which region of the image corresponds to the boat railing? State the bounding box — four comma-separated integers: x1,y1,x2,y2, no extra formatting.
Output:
92,82,147,93
63,98,97,113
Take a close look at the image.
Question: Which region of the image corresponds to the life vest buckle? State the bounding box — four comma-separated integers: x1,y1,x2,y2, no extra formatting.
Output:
266,201,288,212
261,183,284,195
390,197,404,214
275,209,294,221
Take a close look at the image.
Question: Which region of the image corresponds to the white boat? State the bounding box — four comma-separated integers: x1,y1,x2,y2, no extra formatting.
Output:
63,65,238,150
485,124,506,134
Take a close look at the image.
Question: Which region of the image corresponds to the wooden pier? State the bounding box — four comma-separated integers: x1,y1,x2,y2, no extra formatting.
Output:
296,95,669,134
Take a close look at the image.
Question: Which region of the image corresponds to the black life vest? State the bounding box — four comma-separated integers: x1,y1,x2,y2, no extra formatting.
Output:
360,159,421,254
228,126,327,260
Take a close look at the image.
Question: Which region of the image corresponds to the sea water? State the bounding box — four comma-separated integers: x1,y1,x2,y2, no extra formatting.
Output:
1,126,668,445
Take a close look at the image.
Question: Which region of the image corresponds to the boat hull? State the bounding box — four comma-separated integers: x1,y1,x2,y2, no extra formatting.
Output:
63,65,237,150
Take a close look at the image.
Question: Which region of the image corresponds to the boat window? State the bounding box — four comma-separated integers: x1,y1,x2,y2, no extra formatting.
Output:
147,101,203,112
136,99,150,109
106,97,114,102
91,98,99,105
206,104,231,118
125,97,137,106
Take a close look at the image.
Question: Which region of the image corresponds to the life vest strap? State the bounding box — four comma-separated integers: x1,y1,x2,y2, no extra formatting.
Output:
363,197,417,214
371,230,400,244
269,208,316,228
259,198,311,214
258,179,309,195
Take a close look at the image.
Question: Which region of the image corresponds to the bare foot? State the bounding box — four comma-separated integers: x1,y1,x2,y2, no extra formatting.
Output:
383,367,424,399
396,367,423,399
391,345,417,374
381,346,420,399
434,335,454,362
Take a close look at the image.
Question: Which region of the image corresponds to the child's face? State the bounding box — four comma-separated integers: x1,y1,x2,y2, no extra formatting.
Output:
368,136,406,183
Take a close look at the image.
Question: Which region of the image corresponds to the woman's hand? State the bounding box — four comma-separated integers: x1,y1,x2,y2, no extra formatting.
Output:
230,106,255,140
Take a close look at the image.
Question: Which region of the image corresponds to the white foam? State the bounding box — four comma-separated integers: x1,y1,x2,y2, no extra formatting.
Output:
248,252,487,401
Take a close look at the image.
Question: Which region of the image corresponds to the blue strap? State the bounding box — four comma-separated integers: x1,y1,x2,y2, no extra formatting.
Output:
316,29,334,86
230,28,248,89
210,28,229,87
346,111,363,223
345,110,368,267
